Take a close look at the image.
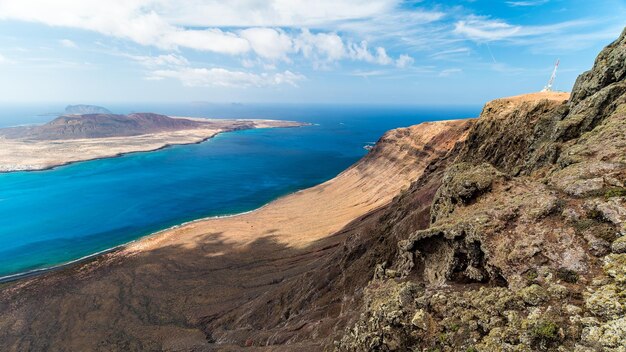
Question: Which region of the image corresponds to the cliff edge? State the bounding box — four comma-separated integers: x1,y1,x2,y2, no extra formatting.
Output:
333,28,626,351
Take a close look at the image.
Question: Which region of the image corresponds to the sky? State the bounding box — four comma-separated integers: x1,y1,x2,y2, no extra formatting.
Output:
0,0,624,105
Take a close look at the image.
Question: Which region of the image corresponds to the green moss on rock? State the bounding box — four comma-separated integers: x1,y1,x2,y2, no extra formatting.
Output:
585,284,625,319
604,254,626,284
518,284,549,306
529,320,561,350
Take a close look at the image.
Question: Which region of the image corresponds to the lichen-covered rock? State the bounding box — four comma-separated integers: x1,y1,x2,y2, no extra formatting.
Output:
477,326,533,352
563,304,582,315
612,236,626,253
585,284,625,319
527,319,564,351
410,309,429,330
518,284,549,306
583,231,611,257
430,162,505,223
458,94,569,175
335,280,424,351
548,284,569,299
335,28,626,352
595,197,626,227
570,27,626,106
550,162,619,196
582,317,626,349
604,254,626,284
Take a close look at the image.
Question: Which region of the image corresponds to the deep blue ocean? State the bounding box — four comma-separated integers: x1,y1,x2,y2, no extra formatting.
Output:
0,103,479,279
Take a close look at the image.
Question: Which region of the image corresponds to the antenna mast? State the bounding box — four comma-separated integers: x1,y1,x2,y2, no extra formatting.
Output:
542,59,560,92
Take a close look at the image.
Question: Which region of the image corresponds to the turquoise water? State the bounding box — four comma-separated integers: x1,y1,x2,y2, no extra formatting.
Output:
0,104,479,278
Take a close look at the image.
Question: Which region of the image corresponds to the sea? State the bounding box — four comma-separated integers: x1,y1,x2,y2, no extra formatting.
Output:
0,103,480,279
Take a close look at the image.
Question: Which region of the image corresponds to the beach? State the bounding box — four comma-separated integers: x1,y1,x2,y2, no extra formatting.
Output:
0,118,303,172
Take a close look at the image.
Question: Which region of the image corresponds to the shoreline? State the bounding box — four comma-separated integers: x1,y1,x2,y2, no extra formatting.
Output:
0,132,218,174
0,120,471,285
0,120,307,174
0,201,275,284
0,124,314,282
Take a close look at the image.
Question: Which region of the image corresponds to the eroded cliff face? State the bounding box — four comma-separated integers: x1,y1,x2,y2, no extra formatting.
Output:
335,28,626,351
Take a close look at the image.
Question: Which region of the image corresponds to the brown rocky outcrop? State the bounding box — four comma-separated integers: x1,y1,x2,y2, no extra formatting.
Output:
336,27,626,351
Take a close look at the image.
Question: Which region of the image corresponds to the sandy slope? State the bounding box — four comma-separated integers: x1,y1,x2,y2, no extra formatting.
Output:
497,91,570,102
126,119,473,253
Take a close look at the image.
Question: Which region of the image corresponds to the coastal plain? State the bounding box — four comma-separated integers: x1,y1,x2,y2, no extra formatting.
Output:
0,118,303,172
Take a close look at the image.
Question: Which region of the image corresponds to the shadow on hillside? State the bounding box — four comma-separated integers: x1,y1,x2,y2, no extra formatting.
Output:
0,207,385,351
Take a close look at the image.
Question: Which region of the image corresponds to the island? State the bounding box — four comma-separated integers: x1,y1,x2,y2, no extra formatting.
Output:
0,113,305,172
64,104,112,115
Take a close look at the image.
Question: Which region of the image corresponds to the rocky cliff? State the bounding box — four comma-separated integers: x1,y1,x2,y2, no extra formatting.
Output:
330,28,626,351
0,28,624,352
199,28,626,351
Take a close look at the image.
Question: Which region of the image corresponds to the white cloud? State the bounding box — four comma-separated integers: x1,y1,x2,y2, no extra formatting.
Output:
295,29,346,66
161,28,250,54
506,0,549,6
439,68,462,77
0,0,426,69
242,28,413,68
429,47,471,59
350,69,387,78
129,53,189,68
159,0,398,27
149,67,305,87
133,52,305,87
0,1,249,55
0,53,17,64
0,0,400,55
454,18,522,42
454,16,595,44
59,39,77,48
334,10,445,38
348,41,393,65
239,28,294,61
395,54,414,68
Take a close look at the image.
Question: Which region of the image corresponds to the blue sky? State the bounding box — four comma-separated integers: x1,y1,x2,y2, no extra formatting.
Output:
0,0,623,104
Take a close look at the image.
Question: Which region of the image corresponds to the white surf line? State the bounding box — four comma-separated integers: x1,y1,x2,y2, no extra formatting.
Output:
0,186,313,284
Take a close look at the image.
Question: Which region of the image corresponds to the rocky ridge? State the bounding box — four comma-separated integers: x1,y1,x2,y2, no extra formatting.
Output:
331,28,626,351
199,28,626,351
